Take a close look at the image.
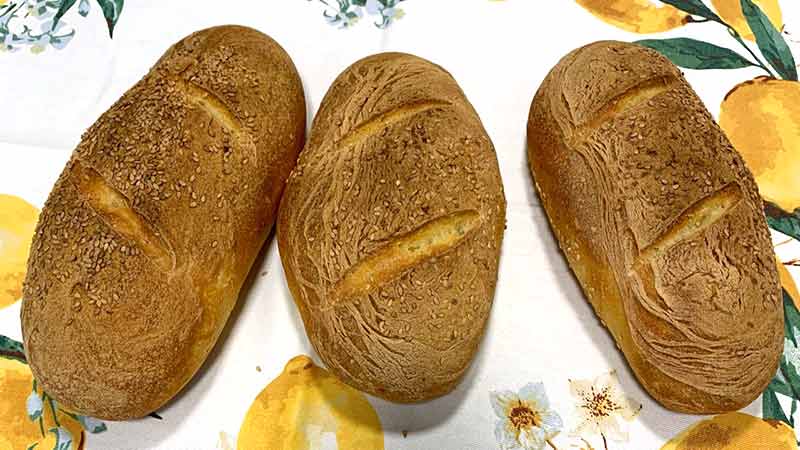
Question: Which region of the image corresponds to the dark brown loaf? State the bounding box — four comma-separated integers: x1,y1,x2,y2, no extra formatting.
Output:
527,41,783,413
278,53,506,402
21,25,306,420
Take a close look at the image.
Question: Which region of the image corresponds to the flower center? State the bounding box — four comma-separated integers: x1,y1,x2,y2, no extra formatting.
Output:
583,386,620,418
509,403,540,430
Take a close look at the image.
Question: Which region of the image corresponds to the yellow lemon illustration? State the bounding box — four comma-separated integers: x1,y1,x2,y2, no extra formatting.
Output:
661,412,797,449
238,355,384,450
575,0,688,33
711,0,782,41
720,78,800,212
0,194,39,309
0,358,84,450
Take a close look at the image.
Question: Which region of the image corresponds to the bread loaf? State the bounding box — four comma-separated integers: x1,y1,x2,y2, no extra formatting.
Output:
21,25,306,420
527,41,782,413
278,53,506,402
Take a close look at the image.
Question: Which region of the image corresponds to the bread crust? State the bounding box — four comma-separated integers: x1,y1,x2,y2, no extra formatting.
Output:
527,41,782,413
21,25,306,419
278,53,506,402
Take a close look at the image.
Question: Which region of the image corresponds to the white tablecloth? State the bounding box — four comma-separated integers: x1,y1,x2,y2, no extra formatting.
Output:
1,1,799,449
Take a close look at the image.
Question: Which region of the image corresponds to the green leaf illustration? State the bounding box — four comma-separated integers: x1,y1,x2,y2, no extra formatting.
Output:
766,203,800,242
659,0,721,23
779,336,800,398
636,38,756,70
763,386,791,425
769,373,793,397
763,290,800,427
0,335,26,364
740,0,797,81
52,0,78,29
777,289,800,397
95,0,123,38
78,0,90,17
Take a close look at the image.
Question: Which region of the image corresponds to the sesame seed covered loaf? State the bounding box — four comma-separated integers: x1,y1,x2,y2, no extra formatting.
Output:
527,41,782,413
21,25,306,420
277,53,506,402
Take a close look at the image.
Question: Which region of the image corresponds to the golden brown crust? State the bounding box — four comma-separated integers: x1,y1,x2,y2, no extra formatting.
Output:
21,25,306,420
527,41,782,413
278,53,505,402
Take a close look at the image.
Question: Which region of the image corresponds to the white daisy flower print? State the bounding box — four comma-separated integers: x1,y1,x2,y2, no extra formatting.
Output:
569,370,642,449
491,382,563,450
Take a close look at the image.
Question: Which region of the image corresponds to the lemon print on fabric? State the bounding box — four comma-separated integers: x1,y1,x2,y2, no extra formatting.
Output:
660,412,797,449
575,0,688,33
0,358,84,450
237,355,384,450
711,0,782,41
0,194,39,309
720,78,800,212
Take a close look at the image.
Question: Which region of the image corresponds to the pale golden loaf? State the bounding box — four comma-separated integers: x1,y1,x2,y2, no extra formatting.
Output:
278,53,506,402
21,25,306,420
527,41,783,413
